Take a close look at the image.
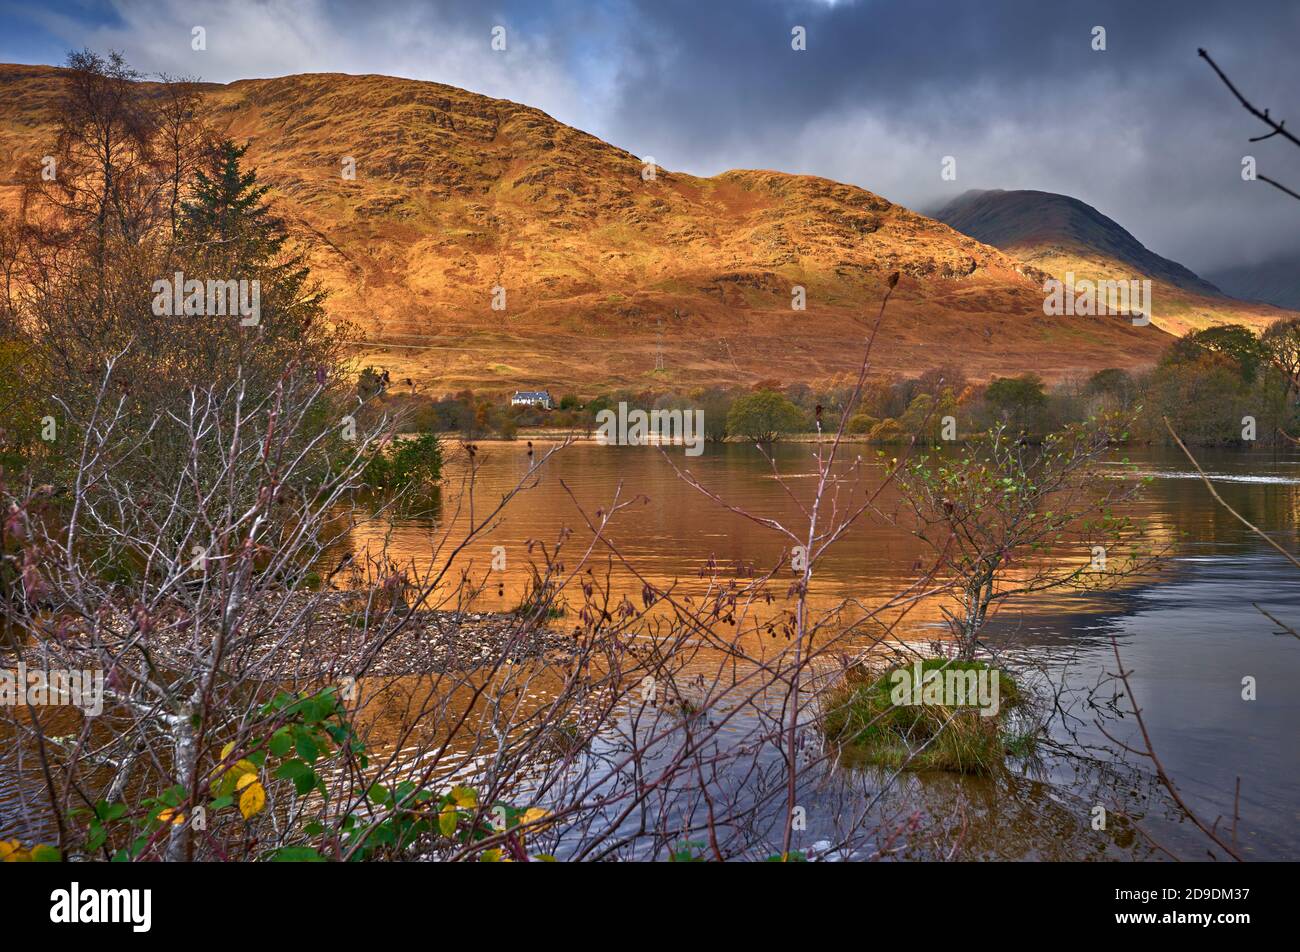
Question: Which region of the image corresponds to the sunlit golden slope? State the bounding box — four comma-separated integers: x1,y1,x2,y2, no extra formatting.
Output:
0,64,1185,393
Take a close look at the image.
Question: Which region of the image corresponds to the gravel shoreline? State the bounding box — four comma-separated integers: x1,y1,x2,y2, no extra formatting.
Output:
8,592,581,681
281,597,579,677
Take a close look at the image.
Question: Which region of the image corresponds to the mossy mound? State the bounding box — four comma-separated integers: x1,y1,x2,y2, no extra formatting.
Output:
822,658,1035,774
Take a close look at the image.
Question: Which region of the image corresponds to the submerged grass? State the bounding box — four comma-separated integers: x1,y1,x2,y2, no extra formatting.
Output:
822,658,1035,775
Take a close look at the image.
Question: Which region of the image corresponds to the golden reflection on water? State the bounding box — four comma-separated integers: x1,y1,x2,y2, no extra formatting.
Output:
333,439,1191,774
340,439,1189,650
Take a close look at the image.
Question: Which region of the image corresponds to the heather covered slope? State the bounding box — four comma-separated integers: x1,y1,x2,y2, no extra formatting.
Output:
0,64,1172,392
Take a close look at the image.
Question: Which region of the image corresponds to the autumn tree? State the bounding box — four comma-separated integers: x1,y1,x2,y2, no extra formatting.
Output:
1166,324,1269,384
1263,317,1300,401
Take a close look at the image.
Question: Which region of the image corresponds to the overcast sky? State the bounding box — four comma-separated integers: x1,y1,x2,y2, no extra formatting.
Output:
2,0,1297,274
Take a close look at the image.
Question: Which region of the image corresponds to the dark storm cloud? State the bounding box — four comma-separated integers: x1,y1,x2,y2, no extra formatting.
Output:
596,0,1300,274
4,0,1297,272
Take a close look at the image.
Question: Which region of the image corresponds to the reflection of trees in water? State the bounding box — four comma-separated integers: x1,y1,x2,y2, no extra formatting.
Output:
875,759,1163,861
1152,451,1300,555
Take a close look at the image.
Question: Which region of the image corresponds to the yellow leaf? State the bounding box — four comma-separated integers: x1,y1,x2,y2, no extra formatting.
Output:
479,848,501,862
220,741,235,762
515,807,551,845
237,775,266,819
156,807,185,826
212,757,258,798
519,807,551,830
438,803,458,837
0,840,26,862
450,785,477,808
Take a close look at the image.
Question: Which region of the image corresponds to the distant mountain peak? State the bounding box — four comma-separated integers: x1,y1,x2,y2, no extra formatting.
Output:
1206,252,1300,311
933,188,1222,297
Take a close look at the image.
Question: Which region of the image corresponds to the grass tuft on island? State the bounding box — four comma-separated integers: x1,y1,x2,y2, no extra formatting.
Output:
821,658,1036,775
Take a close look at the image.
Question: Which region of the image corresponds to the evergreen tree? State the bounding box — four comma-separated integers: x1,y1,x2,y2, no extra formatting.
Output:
181,139,285,268
174,138,336,385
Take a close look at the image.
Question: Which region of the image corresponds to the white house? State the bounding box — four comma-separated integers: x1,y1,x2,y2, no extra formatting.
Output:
511,390,553,409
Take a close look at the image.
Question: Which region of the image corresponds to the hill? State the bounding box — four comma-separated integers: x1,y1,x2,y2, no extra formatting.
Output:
0,64,1183,394
1206,253,1300,311
932,188,1288,338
